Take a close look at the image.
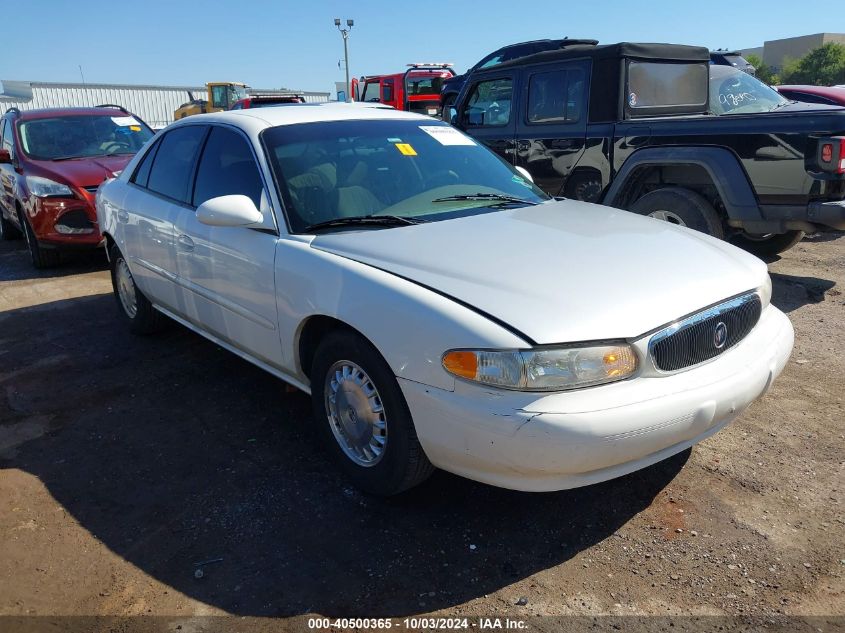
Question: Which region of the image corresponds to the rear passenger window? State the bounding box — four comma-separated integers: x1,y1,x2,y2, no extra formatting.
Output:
131,139,160,188
527,68,585,123
192,127,264,208
464,78,513,127
146,126,207,203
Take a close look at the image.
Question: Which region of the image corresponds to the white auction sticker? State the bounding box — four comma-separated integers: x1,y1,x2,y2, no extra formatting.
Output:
419,126,476,146
111,116,140,127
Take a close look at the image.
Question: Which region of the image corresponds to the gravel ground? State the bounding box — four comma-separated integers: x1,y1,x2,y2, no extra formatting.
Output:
0,233,842,630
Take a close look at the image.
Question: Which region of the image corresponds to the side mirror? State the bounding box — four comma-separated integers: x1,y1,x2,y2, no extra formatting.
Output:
196,194,264,228
515,166,534,183
0,149,11,165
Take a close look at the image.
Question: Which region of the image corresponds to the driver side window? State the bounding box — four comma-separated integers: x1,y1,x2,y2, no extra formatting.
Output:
463,78,513,127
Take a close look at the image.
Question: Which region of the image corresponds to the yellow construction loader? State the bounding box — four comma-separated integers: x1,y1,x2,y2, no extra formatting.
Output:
174,82,250,119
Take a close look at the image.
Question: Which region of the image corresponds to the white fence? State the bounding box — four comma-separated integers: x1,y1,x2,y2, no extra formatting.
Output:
0,80,330,129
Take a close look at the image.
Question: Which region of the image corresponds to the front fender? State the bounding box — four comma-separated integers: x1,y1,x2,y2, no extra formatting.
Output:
274,239,530,391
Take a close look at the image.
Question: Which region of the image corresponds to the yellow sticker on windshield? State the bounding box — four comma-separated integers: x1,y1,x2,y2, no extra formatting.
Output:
395,143,417,156
129,125,141,132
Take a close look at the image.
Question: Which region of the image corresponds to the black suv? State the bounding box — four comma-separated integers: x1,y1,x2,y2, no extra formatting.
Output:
710,49,755,75
439,39,598,112
450,42,845,255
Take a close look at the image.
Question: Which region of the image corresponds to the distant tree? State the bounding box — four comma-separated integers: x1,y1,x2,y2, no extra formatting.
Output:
745,54,779,85
780,43,845,85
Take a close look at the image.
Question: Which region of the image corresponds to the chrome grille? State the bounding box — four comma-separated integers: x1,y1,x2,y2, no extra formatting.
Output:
83,185,100,194
649,293,762,372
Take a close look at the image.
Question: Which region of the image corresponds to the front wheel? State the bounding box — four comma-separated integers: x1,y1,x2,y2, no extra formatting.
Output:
730,230,805,257
109,244,164,334
629,187,725,239
0,208,21,241
20,211,60,268
310,330,434,495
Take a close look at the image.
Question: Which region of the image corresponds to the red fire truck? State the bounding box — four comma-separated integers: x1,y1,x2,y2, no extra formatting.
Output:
352,63,455,117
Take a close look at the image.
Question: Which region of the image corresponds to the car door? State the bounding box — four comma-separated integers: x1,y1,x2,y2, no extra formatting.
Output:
172,124,283,367
122,124,208,312
457,74,518,164
514,61,589,196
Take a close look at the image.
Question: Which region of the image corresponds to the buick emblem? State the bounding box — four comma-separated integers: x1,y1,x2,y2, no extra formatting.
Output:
714,321,728,349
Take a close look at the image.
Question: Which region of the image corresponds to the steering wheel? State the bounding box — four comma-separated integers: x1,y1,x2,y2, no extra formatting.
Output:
102,141,131,155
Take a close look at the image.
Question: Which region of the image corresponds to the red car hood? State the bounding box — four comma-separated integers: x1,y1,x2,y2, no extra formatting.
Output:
31,155,134,189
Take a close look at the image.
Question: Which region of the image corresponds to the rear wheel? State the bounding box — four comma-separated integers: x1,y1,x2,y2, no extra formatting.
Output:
310,330,434,495
730,230,805,257
20,210,60,268
109,244,164,334
629,187,725,239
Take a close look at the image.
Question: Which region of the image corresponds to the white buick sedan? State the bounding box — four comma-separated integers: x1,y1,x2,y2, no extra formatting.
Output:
97,104,793,495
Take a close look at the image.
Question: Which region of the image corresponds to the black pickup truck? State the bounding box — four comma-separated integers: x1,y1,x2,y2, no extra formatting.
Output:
449,42,845,255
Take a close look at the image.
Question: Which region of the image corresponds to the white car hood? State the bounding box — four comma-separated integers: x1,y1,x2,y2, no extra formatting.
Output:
310,201,768,344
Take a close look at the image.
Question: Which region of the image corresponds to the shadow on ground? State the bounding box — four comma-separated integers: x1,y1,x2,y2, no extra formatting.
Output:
770,272,836,313
0,239,108,282
0,293,687,617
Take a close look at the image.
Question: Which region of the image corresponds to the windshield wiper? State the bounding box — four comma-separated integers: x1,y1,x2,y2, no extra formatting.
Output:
431,193,540,206
51,155,88,161
304,214,424,232
770,100,795,111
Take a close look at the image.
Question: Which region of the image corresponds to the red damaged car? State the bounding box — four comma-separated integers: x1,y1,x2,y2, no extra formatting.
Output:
0,105,154,268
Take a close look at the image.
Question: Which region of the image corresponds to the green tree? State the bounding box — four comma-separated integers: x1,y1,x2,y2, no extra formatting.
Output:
780,43,845,85
745,54,779,85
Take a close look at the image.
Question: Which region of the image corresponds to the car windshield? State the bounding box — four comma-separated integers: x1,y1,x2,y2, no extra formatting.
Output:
18,114,154,160
709,66,789,114
263,119,550,232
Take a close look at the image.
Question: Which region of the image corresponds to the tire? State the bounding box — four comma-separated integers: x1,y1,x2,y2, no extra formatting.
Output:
629,187,725,240
310,330,434,495
109,244,165,335
730,230,805,257
0,208,21,240
564,171,603,203
20,209,60,268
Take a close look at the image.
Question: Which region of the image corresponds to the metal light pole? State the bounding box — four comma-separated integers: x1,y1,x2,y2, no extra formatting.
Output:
334,18,354,102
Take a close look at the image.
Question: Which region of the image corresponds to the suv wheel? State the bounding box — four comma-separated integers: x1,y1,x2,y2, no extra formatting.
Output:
629,187,725,239
564,172,602,203
0,209,21,240
730,230,805,257
109,245,165,334
20,210,60,268
310,330,434,496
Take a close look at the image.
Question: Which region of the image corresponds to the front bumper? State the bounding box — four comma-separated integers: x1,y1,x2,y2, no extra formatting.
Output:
808,198,845,230
400,305,793,492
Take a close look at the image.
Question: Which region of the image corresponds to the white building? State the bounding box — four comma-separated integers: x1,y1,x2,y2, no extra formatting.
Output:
0,80,330,129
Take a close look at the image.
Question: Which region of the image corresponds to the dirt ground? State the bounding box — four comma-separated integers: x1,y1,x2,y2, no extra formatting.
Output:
0,232,843,630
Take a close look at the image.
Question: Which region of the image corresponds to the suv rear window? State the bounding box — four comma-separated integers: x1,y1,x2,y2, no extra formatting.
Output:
626,62,708,115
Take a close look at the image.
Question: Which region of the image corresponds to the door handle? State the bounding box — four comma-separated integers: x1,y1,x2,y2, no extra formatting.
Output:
177,234,195,252
116,209,129,223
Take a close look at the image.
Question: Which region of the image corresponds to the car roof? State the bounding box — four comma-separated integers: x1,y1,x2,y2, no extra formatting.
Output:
494,42,710,70
173,102,437,130
777,85,845,98
7,106,133,120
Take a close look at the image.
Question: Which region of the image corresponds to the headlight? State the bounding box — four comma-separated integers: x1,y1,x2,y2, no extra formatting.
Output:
442,343,638,391
26,176,74,198
759,275,772,308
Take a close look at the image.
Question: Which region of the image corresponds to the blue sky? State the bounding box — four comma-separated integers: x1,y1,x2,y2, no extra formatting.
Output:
0,0,833,95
